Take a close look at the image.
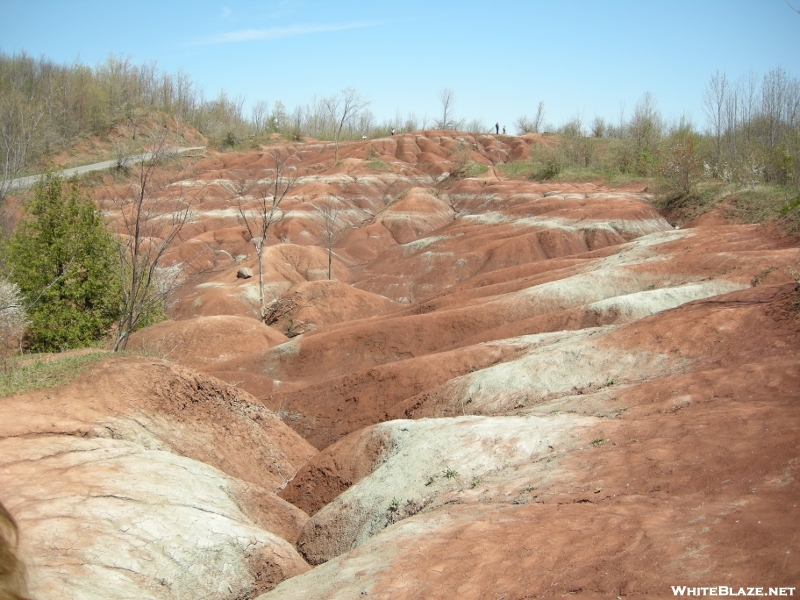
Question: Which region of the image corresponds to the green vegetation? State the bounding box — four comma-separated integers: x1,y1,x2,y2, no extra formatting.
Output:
504,70,799,232
655,181,737,224
453,162,488,178
0,351,105,397
726,186,800,232
6,173,119,351
656,180,800,231
443,468,459,479
365,158,389,171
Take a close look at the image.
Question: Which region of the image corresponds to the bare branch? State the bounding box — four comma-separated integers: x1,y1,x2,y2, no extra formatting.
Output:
312,195,344,280
324,89,370,163
437,89,456,130
110,135,197,351
235,148,298,321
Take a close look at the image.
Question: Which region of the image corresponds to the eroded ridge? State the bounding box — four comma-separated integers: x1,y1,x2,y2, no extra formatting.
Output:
5,132,799,599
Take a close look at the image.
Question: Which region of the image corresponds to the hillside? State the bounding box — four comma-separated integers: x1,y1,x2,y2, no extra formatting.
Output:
2,131,799,599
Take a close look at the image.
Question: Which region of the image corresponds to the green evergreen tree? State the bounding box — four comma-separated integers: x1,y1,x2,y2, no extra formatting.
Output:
7,173,119,351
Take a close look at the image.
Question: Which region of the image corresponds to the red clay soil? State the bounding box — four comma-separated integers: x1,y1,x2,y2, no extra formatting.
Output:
127,314,289,368
361,339,800,598
8,131,798,599
5,354,316,491
279,426,393,516
0,354,317,598
258,281,799,599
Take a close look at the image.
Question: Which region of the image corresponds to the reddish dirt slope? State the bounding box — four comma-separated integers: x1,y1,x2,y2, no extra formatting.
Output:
5,131,798,600
0,355,316,598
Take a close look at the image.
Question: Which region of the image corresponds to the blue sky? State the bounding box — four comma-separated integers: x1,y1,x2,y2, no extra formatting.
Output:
1,0,799,132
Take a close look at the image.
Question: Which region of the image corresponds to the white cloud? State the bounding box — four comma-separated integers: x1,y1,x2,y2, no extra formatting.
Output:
194,21,379,46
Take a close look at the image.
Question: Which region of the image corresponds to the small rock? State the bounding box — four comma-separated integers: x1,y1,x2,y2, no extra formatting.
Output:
237,267,253,279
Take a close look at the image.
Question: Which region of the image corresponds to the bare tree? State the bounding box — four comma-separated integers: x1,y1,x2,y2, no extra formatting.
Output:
723,82,740,165
630,91,663,155
312,195,343,280
514,101,546,134
110,136,195,351
0,278,27,370
324,88,370,163
513,115,534,135
251,100,269,133
237,149,298,321
533,100,546,133
591,115,607,138
703,70,730,168
0,93,44,210
436,88,457,130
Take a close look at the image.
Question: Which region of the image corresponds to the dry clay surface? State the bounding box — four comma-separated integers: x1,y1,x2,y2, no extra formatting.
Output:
0,355,316,599
4,131,800,599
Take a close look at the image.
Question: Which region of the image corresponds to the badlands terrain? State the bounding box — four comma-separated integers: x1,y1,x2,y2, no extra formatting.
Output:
1,131,799,599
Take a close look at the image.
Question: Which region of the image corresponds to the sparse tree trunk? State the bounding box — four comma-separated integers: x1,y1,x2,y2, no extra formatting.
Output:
110,136,195,351
313,195,341,280
437,88,455,130
236,149,298,321
255,238,265,320
325,88,369,163
703,71,729,171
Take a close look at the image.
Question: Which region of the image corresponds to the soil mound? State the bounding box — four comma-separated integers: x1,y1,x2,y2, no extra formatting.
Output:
262,280,400,337
258,281,800,599
0,355,316,599
8,132,800,599
127,314,288,368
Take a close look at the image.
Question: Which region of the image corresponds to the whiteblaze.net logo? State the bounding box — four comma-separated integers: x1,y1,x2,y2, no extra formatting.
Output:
672,587,796,596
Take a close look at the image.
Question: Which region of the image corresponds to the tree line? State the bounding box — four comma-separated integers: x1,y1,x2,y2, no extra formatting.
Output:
3,51,797,198
516,68,799,193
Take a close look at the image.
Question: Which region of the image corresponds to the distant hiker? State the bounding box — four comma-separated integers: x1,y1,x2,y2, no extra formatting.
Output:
502,126,506,134
495,123,499,134
391,127,396,136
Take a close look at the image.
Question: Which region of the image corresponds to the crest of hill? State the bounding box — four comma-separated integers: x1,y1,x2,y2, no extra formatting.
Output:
40,110,207,172
127,314,289,368
263,280,401,337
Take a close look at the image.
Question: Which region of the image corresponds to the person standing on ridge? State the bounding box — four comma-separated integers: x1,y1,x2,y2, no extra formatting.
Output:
495,123,499,134
391,127,396,136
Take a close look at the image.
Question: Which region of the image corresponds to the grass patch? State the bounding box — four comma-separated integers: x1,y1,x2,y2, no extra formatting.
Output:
655,180,735,225
725,185,800,233
724,185,793,223
0,351,106,397
365,159,389,171
499,160,653,188
449,161,488,179
654,180,800,233
557,168,654,188
498,161,539,179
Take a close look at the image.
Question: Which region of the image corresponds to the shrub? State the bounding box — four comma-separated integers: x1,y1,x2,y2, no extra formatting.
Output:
7,173,119,351
658,133,703,195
